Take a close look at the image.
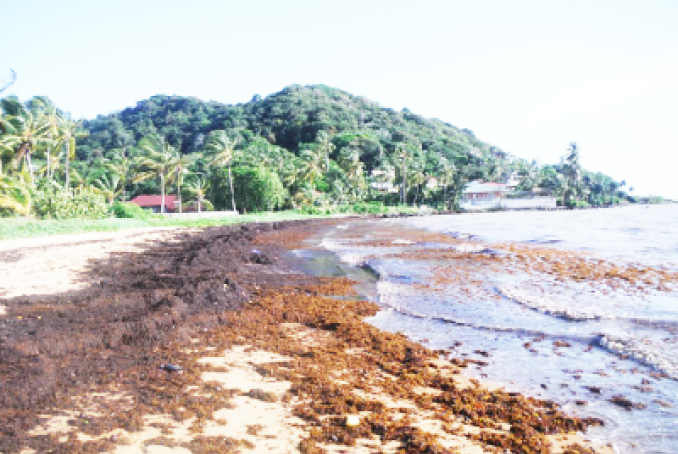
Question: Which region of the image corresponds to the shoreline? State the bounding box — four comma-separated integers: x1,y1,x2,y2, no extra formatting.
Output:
1,199,660,244
0,220,614,454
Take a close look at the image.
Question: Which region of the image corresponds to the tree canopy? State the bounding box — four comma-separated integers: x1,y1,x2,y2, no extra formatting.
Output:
0,85,640,218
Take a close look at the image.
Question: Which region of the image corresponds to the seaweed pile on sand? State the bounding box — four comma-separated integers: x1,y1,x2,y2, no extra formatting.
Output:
0,220,608,453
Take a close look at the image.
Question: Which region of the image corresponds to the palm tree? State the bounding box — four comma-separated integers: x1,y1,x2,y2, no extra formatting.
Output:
397,146,411,205
561,142,582,205
102,147,134,200
52,118,88,190
133,134,180,213
91,172,125,205
0,173,31,215
439,158,455,210
0,98,51,182
338,147,367,202
408,162,426,206
182,174,213,213
298,149,324,189
316,130,335,173
165,153,193,213
204,130,238,212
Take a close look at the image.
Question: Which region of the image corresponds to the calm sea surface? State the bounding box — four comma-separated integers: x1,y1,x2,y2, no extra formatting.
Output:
309,204,678,454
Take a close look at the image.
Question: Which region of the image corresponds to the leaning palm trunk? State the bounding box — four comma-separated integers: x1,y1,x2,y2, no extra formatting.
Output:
228,164,236,212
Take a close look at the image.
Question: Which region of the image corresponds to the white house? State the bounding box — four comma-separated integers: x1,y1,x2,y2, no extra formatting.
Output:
461,182,556,210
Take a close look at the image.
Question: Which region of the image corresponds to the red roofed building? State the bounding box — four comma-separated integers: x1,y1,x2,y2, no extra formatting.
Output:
129,195,178,213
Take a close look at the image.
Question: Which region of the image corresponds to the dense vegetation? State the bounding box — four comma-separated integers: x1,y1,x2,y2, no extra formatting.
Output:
1,84,638,219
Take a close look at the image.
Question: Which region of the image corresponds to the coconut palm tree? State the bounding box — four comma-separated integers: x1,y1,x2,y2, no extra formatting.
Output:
0,173,31,215
204,130,238,212
182,174,213,213
165,153,193,213
52,118,88,190
298,149,324,189
0,98,51,182
101,147,134,200
316,130,335,173
439,158,455,210
91,172,125,205
133,134,180,213
397,146,411,205
561,142,582,205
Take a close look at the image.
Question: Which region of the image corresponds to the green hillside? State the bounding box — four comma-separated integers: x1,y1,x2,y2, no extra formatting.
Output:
1,85,633,219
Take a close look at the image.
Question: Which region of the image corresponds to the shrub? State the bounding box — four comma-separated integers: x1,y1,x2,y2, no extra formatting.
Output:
33,185,109,220
111,202,150,219
351,202,385,214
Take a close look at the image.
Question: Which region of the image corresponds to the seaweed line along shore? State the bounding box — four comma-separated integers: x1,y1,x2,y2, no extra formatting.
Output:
0,220,621,454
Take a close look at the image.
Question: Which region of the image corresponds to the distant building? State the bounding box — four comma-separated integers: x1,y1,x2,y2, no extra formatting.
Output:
129,195,178,213
370,169,397,193
461,182,556,210
463,182,510,201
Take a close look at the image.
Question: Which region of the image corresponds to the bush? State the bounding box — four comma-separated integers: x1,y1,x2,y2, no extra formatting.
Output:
351,202,385,214
111,202,150,219
33,185,109,220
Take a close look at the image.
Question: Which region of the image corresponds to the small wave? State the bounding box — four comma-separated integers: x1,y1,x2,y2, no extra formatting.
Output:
599,335,678,380
375,299,598,343
443,231,474,240
453,243,489,253
497,285,607,321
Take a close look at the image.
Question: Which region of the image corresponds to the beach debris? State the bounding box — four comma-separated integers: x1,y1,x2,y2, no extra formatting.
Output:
608,395,646,410
584,386,602,394
345,415,360,427
159,363,183,374
245,388,278,402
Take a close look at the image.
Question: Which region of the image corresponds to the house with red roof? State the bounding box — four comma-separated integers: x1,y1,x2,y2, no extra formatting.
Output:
129,195,178,213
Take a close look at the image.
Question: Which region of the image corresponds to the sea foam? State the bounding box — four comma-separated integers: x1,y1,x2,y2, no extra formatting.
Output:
497,285,606,321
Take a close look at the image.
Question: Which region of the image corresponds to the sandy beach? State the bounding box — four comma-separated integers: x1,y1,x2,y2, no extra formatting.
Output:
0,220,614,454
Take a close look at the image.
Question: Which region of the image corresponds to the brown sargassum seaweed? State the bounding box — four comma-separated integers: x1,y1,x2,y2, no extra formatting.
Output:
0,220,604,453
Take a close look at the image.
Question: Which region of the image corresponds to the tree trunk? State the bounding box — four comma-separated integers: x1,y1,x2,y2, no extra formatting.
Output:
26,151,34,183
228,164,237,213
46,149,51,182
65,142,71,191
160,174,166,214
400,161,407,205
177,169,182,214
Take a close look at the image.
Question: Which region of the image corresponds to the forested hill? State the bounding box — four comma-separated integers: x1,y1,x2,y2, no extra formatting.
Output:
80,84,498,173
0,85,633,219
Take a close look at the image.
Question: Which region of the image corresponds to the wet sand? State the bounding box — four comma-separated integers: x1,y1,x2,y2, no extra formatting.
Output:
0,220,613,454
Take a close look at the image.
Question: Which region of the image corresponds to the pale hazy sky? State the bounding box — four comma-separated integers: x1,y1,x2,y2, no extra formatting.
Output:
3,0,677,198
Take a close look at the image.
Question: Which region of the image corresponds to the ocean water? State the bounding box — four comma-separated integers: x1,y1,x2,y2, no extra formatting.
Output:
313,204,678,454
